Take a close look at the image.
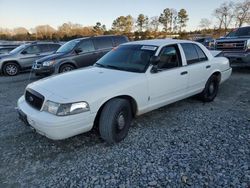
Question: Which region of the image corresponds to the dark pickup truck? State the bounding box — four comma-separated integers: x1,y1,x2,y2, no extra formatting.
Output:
215,26,250,67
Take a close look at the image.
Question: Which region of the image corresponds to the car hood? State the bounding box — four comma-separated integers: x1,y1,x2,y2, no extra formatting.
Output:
0,53,11,59
36,52,68,62
28,66,143,103
216,36,249,42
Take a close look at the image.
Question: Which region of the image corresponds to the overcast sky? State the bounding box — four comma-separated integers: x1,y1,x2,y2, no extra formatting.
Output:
0,0,244,31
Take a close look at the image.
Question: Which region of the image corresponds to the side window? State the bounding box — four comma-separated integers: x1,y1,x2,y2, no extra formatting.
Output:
181,43,199,65
93,37,113,50
39,44,50,53
49,44,60,52
194,44,208,62
77,40,95,53
157,45,181,70
24,45,41,54
181,43,207,65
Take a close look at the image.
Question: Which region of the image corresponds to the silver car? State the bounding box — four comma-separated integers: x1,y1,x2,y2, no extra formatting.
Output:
0,42,61,76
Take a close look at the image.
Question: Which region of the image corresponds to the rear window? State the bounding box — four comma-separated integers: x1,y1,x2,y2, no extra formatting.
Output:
113,36,128,46
93,37,113,50
181,43,207,64
194,45,208,61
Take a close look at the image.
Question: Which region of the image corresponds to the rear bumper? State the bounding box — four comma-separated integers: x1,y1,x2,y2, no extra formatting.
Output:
220,68,232,84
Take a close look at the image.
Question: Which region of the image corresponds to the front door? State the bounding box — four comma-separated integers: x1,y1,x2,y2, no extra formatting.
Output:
74,39,98,68
147,45,188,109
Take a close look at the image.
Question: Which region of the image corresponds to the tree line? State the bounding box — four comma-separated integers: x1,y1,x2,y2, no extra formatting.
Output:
0,0,249,41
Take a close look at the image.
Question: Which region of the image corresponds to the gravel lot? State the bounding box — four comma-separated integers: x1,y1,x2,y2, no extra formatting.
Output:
0,69,249,187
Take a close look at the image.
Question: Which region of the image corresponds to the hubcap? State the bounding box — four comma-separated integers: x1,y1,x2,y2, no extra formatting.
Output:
209,82,215,95
62,66,72,72
6,65,17,75
117,112,125,130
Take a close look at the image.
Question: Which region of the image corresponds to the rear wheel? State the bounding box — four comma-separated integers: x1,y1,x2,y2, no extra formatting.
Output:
199,75,219,102
3,62,20,76
59,64,75,73
99,98,132,144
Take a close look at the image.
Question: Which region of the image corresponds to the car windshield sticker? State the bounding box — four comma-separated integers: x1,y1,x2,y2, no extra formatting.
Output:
141,46,157,51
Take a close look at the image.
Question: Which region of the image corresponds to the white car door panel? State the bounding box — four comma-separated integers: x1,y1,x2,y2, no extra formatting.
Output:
146,44,188,111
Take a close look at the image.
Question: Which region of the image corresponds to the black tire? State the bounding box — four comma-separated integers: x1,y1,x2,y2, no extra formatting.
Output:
3,62,20,76
59,64,75,73
99,98,132,144
199,75,219,102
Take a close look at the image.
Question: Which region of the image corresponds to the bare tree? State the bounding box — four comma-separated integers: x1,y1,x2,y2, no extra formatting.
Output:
213,1,234,31
199,18,212,29
234,0,250,27
149,16,160,32
35,25,56,39
13,27,29,35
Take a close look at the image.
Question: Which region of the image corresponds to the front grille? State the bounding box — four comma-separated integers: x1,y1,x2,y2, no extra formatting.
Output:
216,40,246,51
25,89,44,110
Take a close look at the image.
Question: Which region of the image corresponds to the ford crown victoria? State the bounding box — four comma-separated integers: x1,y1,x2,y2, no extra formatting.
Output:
17,39,232,143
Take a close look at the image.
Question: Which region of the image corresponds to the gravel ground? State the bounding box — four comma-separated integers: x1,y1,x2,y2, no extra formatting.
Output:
0,69,249,188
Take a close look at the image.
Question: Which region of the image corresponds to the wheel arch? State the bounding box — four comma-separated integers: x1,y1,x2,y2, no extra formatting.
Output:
56,59,78,73
93,95,138,128
1,60,21,73
210,70,221,83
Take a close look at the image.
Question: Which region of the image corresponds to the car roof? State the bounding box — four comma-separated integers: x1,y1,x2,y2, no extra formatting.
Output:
122,39,195,47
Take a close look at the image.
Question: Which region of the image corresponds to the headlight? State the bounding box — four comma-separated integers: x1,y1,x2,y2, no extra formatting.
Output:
43,100,90,116
247,39,250,50
43,60,55,66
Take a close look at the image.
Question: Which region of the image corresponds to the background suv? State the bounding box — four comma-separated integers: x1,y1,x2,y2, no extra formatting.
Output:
0,42,61,76
32,35,129,75
215,26,250,67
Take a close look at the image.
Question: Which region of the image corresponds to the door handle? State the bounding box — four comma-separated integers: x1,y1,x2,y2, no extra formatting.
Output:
180,71,188,75
206,65,211,69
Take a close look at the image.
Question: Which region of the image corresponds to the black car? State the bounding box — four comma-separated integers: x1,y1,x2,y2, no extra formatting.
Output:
32,35,129,75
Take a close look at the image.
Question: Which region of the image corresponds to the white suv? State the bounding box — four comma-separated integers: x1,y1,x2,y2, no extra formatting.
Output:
17,39,232,143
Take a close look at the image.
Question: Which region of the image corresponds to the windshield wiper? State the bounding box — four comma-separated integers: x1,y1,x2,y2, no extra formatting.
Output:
95,63,120,70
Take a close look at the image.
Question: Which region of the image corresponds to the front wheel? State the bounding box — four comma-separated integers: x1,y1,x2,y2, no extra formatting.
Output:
59,64,75,73
99,98,132,144
199,75,219,102
3,62,20,76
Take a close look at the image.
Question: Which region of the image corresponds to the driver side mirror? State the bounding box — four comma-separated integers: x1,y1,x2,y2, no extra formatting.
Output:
150,56,160,73
150,56,160,65
75,48,82,54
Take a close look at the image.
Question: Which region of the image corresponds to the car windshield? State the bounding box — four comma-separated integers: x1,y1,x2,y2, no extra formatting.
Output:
95,44,158,73
226,27,250,37
9,44,26,54
56,40,80,53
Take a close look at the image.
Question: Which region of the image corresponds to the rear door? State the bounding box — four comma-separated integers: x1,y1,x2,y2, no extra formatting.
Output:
147,44,189,108
74,39,97,67
93,37,113,60
180,43,210,94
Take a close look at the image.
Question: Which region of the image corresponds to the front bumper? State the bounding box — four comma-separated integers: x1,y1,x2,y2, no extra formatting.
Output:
223,52,250,67
17,96,96,140
32,64,55,75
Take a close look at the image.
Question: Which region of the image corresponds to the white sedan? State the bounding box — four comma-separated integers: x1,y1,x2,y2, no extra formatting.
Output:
17,39,232,143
